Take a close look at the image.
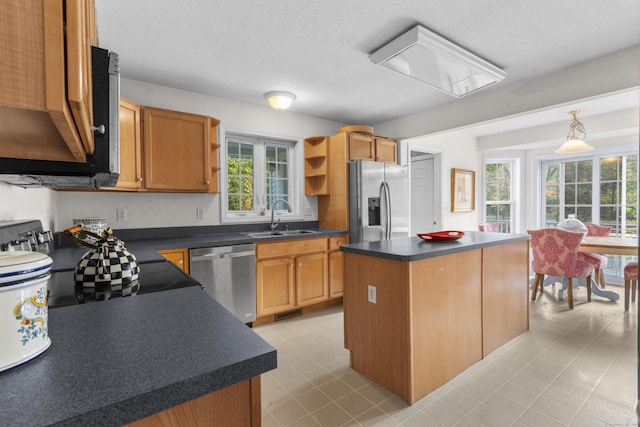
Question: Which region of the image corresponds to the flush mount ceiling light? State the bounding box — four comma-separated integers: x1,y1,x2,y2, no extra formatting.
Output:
264,91,296,110
554,110,593,154
369,25,506,98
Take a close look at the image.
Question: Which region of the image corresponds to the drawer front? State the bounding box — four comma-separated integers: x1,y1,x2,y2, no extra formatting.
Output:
256,237,327,259
329,235,348,251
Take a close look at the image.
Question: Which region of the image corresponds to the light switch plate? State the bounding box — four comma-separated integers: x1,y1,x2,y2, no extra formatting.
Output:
368,285,376,304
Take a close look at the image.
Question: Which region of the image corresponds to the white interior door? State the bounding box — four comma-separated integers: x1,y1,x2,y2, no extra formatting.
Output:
411,155,438,233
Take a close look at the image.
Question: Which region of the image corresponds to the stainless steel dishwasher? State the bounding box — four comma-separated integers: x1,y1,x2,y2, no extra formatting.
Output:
189,244,256,324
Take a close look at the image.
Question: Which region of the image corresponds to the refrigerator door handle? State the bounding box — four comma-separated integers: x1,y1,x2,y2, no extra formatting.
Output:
382,181,392,240
379,181,386,240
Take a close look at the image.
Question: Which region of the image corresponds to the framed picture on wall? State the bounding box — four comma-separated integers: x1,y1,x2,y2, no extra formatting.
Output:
451,168,475,212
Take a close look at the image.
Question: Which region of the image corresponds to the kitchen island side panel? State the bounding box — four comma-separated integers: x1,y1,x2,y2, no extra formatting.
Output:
482,240,530,356
410,249,483,401
343,253,411,402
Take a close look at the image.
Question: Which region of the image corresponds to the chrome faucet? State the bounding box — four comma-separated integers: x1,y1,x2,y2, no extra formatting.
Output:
270,199,292,231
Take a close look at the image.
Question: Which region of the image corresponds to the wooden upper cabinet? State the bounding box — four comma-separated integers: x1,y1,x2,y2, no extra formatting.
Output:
141,107,213,192
116,98,143,190
348,133,375,161
374,137,397,164
0,0,97,162
348,133,397,164
66,0,95,154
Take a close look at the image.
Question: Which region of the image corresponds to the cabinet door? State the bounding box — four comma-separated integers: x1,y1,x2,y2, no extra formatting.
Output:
65,0,95,154
257,257,295,316
142,107,211,191
116,98,143,190
374,137,397,164
158,249,189,272
295,253,328,307
348,133,374,161
0,0,91,162
329,250,344,298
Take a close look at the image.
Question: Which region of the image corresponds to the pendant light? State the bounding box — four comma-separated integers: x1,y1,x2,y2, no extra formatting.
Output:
264,91,296,110
554,110,593,154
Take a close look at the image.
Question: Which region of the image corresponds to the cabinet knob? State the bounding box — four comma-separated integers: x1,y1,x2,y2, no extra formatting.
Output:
298,262,303,267
205,180,210,184
178,260,183,264
289,263,294,268
137,177,143,182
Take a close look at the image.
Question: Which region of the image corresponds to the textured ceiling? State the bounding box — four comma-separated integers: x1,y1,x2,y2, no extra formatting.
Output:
94,0,640,126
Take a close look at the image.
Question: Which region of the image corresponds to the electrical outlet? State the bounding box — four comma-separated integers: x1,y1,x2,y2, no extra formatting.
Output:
116,208,127,222
368,285,376,304
196,207,204,220
304,205,312,216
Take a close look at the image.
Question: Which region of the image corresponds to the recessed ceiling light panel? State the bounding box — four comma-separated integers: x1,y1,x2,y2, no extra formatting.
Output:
370,25,506,98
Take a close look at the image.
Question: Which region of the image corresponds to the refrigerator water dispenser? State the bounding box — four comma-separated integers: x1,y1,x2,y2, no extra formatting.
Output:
368,197,381,226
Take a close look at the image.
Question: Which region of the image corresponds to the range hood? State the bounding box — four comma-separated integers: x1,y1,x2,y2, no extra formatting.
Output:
0,47,120,189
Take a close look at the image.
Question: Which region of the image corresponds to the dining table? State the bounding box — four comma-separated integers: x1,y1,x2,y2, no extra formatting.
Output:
555,235,639,302
578,235,639,256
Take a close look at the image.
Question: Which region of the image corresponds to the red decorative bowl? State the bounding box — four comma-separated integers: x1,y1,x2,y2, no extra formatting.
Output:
417,230,465,241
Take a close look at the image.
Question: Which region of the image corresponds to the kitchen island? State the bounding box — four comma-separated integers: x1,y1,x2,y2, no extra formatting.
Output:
0,279,276,426
340,231,530,404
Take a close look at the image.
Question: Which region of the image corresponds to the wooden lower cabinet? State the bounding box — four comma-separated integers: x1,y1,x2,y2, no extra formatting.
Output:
328,235,348,297
256,236,341,319
126,376,261,427
295,252,328,306
158,248,189,273
256,256,295,316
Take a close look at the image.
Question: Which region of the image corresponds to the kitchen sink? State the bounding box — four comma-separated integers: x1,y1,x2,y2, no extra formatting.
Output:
245,229,318,238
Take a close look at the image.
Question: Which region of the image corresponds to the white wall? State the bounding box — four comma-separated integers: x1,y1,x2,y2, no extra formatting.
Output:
0,182,57,231
404,131,480,231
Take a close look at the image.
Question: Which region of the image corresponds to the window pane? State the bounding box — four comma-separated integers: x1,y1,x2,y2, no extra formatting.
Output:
577,160,592,182
266,146,276,162
576,183,591,204
546,206,559,226
227,140,254,212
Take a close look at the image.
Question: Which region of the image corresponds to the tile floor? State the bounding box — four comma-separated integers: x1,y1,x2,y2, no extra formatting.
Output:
255,284,638,426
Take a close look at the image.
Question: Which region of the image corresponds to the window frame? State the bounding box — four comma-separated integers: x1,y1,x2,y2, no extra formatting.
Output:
536,147,638,235
219,126,304,224
482,154,524,233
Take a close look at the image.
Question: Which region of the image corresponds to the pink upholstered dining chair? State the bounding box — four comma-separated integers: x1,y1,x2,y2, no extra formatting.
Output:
479,223,497,232
527,228,599,309
624,262,638,311
583,222,612,287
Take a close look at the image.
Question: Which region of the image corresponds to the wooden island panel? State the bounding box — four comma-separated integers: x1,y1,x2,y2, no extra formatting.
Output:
410,249,483,401
344,250,483,403
481,242,529,356
344,255,410,400
343,236,529,404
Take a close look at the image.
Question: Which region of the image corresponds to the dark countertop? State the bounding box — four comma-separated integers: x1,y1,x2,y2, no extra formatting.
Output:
51,224,347,271
340,231,530,262
0,286,277,426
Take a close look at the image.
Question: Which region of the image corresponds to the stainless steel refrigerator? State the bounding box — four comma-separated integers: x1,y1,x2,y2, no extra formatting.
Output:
349,160,409,243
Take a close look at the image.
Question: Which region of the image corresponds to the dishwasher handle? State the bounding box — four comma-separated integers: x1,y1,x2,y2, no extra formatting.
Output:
190,250,255,262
